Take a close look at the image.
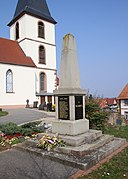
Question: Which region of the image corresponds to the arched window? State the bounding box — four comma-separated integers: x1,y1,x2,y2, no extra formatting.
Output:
40,73,46,92
38,22,45,38
16,22,19,40
6,70,13,93
39,46,45,64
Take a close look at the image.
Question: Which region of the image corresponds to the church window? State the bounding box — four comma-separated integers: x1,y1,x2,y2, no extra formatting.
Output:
6,70,13,93
16,22,19,40
40,72,46,92
38,22,45,38
39,46,45,64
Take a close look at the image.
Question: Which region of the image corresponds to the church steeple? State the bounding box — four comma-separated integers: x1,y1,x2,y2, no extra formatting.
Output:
8,0,56,26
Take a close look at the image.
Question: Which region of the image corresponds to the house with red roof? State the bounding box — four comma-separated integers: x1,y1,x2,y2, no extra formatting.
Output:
100,98,117,111
0,0,57,107
118,83,128,119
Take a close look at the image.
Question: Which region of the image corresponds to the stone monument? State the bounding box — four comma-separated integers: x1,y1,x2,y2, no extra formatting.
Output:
19,34,126,173
52,33,89,135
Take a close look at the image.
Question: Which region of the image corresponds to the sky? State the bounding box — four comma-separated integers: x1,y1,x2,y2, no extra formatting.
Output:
0,0,128,98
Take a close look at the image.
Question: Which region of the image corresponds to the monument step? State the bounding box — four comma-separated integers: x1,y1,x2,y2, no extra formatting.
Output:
54,137,126,171
55,134,114,156
14,137,126,171
59,129,103,146
85,138,126,170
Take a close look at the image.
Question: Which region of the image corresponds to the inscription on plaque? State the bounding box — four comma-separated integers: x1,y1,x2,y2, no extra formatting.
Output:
58,96,69,120
75,96,83,120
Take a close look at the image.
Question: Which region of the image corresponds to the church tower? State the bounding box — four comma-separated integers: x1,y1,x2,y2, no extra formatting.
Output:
8,0,57,104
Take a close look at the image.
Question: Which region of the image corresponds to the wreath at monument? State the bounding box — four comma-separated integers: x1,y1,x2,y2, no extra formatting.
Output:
37,134,65,151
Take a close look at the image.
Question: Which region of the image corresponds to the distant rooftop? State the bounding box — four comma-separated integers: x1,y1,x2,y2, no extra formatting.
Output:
118,84,128,99
8,0,57,26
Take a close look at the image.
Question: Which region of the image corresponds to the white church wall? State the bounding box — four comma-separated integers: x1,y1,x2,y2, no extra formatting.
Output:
0,64,37,106
10,15,27,42
19,40,56,69
10,15,55,45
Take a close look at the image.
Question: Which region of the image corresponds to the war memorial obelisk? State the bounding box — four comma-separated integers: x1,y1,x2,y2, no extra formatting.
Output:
52,33,89,135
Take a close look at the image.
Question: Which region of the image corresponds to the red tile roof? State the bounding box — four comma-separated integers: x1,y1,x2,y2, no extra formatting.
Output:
0,38,36,67
100,98,117,108
118,83,128,99
107,98,116,105
100,98,108,108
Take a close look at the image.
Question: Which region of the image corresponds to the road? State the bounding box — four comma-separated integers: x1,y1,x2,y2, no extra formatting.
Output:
0,108,49,125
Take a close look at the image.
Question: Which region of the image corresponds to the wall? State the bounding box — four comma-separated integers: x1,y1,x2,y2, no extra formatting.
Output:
0,64,38,106
120,99,128,115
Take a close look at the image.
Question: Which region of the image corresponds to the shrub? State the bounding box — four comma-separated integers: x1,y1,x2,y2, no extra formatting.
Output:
85,99,109,131
0,121,44,136
0,110,8,117
21,121,41,129
0,122,21,135
20,128,33,136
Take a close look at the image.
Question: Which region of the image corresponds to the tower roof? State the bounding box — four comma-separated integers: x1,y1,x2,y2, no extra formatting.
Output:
8,0,57,26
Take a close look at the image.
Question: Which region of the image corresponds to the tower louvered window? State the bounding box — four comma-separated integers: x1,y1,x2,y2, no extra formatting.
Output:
38,22,45,38
16,22,19,40
39,46,45,64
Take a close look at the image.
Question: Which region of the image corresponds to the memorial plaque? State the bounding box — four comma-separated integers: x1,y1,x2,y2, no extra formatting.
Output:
75,96,83,120
58,96,69,120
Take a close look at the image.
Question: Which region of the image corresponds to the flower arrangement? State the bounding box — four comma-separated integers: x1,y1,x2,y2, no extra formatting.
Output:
52,104,56,111
0,136,20,147
37,134,65,151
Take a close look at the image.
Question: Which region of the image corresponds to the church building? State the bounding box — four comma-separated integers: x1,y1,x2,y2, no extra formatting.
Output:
0,0,57,107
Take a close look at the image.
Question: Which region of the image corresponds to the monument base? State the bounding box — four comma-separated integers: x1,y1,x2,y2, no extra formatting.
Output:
52,119,89,136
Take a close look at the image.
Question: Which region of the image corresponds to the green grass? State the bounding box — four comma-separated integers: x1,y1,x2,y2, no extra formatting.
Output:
0,111,8,117
104,125,128,140
78,126,128,179
80,148,128,179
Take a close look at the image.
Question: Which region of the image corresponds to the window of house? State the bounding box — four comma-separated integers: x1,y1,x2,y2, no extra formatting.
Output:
39,46,45,64
6,70,13,93
16,22,19,40
124,100,128,106
125,112,128,120
38,22,45,38
40,73,46,92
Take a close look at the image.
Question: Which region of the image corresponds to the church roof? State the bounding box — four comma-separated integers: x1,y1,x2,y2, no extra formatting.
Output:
118,83,128,99
8,0,56,26
0,38,36,68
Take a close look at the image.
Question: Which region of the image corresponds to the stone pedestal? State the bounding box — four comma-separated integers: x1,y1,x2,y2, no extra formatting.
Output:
52,89,89,135
52,119,89,135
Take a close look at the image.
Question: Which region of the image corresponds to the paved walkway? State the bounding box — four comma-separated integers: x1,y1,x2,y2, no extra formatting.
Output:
0,108,56,125
0,148,78,179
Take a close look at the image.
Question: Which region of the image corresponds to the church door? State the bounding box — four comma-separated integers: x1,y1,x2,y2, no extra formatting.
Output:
40,96,45,104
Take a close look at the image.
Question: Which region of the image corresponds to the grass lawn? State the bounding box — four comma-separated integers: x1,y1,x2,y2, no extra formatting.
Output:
104,125,128,140
79,125,128,179
0,111,8,117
